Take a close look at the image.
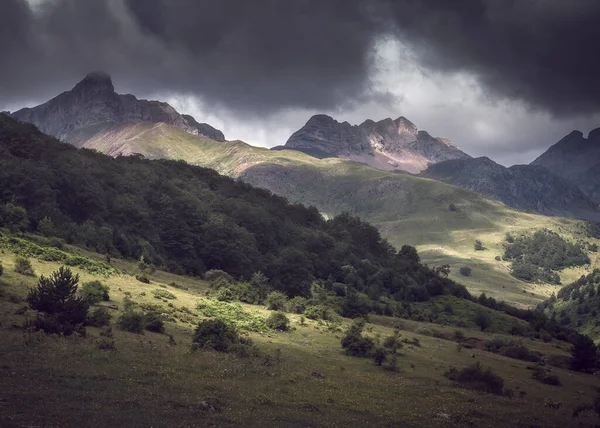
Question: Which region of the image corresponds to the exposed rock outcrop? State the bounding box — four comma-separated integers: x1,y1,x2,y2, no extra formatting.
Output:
11,72,225,144
279,114,470,173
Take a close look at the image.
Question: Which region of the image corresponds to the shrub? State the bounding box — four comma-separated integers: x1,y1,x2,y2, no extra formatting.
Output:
266,311,290,331
117,311,146,334
459,266,472,277
286,296,307,314
341,319,374,357
444,362,505,395
97,325,115,350
0,262,3,276
152,289,176,300
80,280,110,304
372,347,387,366
191,319,242,352
448,204,457,212
266,291,288,310
474,240,485,251
86,307,112,327
304,305,342,323
532,367,561,386
474,311,492,331
135,275,150,284
196,300,268,332
144,311,165,333
383,330,403,354
216,287,235,302
15,256,35,276
27,266,89,335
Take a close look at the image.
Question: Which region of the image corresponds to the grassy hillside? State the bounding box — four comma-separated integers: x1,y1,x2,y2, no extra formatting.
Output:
1,240,599,427
73,122,600,308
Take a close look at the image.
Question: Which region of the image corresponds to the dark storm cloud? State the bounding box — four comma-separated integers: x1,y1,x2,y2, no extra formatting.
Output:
385,0,600,116
1,0,600,117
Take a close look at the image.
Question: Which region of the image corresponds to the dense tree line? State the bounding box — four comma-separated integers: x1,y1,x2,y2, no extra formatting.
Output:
504,229,589,283
0,115,469,303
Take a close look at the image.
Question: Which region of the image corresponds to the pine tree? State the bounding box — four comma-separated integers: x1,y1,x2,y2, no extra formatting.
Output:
27,267,89,331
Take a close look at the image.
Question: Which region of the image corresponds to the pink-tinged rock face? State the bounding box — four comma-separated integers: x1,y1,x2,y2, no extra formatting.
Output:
284,114,470,173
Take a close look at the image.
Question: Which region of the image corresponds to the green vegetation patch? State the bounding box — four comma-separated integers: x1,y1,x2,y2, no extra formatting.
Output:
0,235,115,275
196,299,268,332
504,229,589,284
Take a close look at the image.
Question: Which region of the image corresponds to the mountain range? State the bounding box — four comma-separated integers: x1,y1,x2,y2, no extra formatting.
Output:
6,72,600,307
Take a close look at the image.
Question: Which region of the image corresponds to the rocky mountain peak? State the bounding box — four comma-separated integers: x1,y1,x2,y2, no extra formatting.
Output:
283,114,470,173
588,127,600,141
10,72,225,143
73,71,115,95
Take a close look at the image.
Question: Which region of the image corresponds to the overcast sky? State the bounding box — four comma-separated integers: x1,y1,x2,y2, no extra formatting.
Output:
2,0,600,166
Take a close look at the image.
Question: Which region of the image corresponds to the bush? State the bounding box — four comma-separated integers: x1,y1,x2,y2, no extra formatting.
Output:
191,319,243,352
80,280,110,304
444,362,505,395
117,311,146,334
144,311,165,333
474,240,485,251
304,305,342,323
152,289,176,300
204,269,234,284
459,266,472,277
15,256,35,276
216,287,236,302
86,307,112,327
532,367,561,386
27,266,89,335
285,296,307,314
474,311,492,331
372,347,387,366
0,262,3,276
266,291,288,310
135,274,150,284
196,300,268,332
97,325,115,350
341,319,374,357
266,311,290,331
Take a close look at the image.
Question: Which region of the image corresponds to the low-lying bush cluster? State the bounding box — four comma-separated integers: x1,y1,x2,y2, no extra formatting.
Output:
484,337,541,362
532,367,561,386
444,362,505,395
0,236,114,275
152,289,176,300
80,280,110,304
196,300,268,332
191,319,258,356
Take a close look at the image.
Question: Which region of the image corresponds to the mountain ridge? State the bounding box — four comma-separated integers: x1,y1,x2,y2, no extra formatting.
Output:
279,113,471,173
10,72,225,144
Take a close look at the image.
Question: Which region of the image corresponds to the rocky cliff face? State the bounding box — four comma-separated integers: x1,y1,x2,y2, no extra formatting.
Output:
531,128,600,204
11,72,225,144
421,157,600,221
280,114,470,173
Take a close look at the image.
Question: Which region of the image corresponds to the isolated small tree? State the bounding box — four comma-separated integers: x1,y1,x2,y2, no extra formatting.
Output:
266,291,288,311
474,240,485,251
460,266,472,277
27,266,89,334
14,256,35,276
372,347,387,366
266,311,290,331
474,311,492,331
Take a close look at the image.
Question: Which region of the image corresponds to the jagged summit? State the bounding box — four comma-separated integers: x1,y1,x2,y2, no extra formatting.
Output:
10,72,225,143
73,71,115,94
282,114,469,173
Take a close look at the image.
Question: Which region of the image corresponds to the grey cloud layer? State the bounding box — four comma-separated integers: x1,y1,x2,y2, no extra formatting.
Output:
2,0,600,118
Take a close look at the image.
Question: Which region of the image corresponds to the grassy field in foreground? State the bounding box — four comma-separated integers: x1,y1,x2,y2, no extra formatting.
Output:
0,247,599,427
